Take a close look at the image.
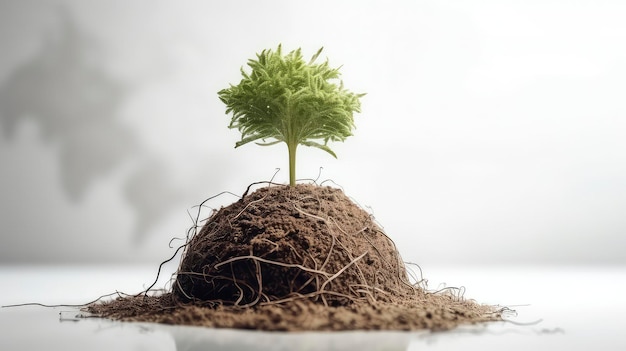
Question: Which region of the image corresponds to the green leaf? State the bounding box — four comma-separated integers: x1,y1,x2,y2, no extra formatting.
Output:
219,45,364,185
300,140,338,158
255,140,282,146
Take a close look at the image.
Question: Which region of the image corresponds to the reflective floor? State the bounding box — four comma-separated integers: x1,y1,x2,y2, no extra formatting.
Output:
1,265,625,350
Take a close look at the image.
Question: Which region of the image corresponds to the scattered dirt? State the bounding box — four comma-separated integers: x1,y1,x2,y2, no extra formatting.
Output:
87,183,502,331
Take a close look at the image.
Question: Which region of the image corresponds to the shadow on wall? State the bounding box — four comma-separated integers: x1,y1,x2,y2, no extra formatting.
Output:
0,10,181,242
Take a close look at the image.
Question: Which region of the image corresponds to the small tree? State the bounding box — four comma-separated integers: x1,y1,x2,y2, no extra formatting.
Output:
219,45,364,187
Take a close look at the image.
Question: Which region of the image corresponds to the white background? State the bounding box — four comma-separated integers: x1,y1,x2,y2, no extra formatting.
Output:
1,0,625,266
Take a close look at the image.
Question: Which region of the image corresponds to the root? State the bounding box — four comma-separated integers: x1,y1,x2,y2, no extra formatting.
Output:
80,180,504,332
319,251,368,292
179,181,427,306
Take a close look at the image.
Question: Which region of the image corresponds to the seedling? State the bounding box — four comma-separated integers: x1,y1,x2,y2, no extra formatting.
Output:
219,45,364,186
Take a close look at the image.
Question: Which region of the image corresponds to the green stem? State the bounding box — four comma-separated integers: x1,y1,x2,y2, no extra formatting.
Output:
287,141,297,187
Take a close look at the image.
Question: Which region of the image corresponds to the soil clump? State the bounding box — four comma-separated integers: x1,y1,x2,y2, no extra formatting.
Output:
87,184,501,331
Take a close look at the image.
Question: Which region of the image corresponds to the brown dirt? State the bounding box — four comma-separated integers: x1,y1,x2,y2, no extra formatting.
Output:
87,183,502,331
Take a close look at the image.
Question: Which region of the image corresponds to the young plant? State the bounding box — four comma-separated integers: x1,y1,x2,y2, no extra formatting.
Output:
218,45,364,187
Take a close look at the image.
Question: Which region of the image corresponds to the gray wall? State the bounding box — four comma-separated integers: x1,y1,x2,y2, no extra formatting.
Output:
1,0,625,265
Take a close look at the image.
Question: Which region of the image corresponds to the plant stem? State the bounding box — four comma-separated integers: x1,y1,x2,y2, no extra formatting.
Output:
287,141,297,187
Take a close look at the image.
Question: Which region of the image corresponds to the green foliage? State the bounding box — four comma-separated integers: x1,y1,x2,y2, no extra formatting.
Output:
218,45,364,186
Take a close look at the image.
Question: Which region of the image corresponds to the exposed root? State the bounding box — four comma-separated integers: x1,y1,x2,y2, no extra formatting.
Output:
85,180,503,331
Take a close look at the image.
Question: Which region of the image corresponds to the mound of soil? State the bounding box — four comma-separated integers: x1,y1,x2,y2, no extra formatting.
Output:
88,184,501,331
173,184,413,306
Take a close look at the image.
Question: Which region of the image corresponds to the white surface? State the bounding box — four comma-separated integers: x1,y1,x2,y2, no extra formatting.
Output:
1,265,625,350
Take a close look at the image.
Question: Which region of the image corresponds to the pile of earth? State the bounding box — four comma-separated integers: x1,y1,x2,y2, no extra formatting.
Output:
87,184,501,331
